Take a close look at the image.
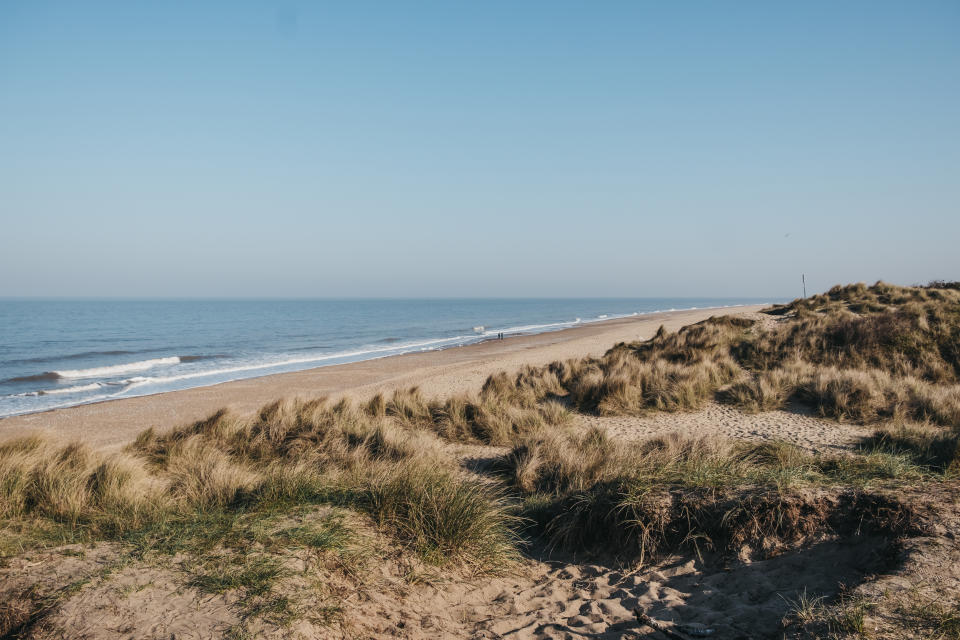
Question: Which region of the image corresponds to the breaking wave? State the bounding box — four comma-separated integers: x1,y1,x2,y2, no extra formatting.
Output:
53,357,183,379
3,355,226,385
17,382,105,397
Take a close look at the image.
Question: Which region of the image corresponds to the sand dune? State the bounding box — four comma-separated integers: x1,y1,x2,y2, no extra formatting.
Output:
3,295,958,640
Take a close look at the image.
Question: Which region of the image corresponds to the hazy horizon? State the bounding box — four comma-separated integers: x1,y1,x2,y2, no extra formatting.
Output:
0,295,781,301
2,2,958,298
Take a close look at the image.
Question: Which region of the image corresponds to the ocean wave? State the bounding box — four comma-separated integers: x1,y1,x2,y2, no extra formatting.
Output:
16,382,104,397
2,349,142,367
179,354,228,362
10,390,120,413
53,356,183,379
2,371,63,384
1,354,227,386
581,311,642,325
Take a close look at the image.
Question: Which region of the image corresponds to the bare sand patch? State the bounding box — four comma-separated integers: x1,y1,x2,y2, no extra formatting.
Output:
0,535,909,640
579,402,867,454
470,539,892,639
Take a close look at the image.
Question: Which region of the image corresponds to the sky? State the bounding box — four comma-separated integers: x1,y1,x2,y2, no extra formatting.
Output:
1,1,958,299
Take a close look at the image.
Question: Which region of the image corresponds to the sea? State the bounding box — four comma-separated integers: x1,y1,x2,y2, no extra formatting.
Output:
0,298,776,418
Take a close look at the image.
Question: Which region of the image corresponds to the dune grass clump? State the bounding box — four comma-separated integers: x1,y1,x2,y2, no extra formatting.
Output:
545,481,919,562
0,437,168,539
747,293,960,382
355,462,519,569
505,427,628,494
565,319,746,415
450,318,750,422
501,430,927,559
718,366,806,413
132,397,441,472
1,397,523,572
129,399,521,570
567,353,740,415
797,367,960,425
364,385,572,446
737,282,960,426
860,422,960,474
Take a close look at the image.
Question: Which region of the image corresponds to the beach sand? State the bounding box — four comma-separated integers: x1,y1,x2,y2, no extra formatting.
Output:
0,306,771,450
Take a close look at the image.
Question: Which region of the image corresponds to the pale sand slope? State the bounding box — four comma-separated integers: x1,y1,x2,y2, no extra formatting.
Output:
582,402,866,453
0,306,768,450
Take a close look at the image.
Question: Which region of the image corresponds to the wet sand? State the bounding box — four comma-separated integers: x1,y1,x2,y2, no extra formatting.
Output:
0,306,766,449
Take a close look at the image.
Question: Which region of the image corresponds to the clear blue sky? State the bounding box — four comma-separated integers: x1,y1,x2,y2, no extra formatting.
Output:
2,1,958,298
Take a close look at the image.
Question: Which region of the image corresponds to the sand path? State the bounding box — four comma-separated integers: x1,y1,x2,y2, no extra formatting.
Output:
466,540,886,639
580,402,867,453
12,531,894,639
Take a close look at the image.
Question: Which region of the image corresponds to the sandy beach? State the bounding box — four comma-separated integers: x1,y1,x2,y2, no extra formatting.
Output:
3,285,959,639
0,305,767,449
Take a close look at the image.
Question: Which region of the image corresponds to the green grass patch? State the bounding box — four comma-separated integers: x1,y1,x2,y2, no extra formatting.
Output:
188,555,284,596
279,515,351,552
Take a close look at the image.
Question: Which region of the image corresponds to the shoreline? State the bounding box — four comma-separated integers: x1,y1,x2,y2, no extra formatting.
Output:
1,302,767,418
0,304,767,449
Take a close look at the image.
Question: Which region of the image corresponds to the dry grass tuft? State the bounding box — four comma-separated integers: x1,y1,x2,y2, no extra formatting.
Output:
0,437,167,537
357,462,520,570
1,396,520,572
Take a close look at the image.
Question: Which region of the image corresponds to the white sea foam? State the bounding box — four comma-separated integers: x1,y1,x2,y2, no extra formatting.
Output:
55,357,181,379
14,391,120,413
17,382,104,397
581,312,634,324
